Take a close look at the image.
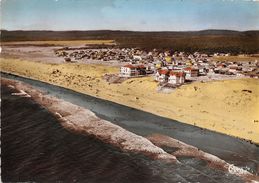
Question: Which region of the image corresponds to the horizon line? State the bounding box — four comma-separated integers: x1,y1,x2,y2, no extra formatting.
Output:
1,29,259,32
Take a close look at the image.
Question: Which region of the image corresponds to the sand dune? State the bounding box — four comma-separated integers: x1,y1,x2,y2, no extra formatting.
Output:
1,58,259,143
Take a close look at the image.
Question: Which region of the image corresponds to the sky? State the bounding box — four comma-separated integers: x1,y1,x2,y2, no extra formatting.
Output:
1,0,259,31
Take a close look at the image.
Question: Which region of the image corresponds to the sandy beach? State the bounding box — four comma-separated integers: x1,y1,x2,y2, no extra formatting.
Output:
1,58,259,143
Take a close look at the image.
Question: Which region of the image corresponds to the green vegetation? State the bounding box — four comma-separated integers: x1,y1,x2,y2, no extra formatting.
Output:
1,30,259,54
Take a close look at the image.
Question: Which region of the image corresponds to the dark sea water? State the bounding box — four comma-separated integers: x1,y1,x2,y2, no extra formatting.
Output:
0,81,248,182
1,86,164,183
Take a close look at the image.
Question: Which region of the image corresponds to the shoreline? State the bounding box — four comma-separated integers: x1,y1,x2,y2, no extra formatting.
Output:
1,78,176,161
1,58,258,144
2,77,259,181
2,70,259,147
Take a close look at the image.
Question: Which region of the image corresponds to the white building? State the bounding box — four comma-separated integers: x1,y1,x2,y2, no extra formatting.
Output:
155,69,169,82
184,67,199,79
120,64,137,77
168,71,185,85
133,55,142,61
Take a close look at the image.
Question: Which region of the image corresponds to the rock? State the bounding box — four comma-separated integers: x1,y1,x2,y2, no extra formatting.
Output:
242,89,252,93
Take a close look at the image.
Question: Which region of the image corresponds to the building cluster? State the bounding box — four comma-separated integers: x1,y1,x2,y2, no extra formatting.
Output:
213,61,258,76
119,50,258,86
54,48,258,85
55,48,157,62
120,64,199,85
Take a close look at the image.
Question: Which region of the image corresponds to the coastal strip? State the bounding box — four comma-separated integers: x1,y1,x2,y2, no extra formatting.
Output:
1,78,176,161
2,77,258,182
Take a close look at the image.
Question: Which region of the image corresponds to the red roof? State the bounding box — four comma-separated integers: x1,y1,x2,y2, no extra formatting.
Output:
137,64,146,69
159,69,169,75
170,71,185,77
184,67,198,71
123,64,136,69
184,67,192,71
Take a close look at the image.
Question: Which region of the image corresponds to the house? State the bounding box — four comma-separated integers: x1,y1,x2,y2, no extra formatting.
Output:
228,64,238,70
120,64,148,77
227,64,239,75
227,69,237,75
133,55,142,61
184,67,199,79
168,71,186,85
154,71,160,81
120,64,137,77
165,56,172,64
219,68,229,74
136,65,147,75
155,69,169,82
198,66,208,76
154,61,162,69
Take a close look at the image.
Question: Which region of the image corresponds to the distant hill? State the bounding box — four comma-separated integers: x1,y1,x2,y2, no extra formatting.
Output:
1,30,259,54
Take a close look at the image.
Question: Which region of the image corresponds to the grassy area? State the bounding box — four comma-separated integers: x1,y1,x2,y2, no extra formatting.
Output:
2,30,259,53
